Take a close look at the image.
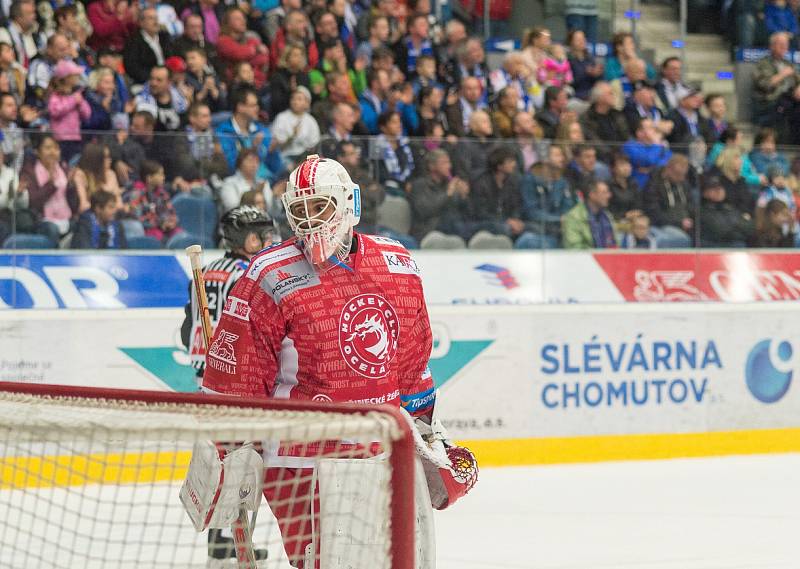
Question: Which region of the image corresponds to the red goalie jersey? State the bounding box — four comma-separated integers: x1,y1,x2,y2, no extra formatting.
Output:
203,232,436,419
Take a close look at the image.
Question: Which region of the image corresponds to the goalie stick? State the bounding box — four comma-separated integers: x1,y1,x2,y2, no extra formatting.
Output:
186,244,260,569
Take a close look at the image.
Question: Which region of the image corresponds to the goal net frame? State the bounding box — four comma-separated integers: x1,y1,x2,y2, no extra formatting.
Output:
0,381,416,569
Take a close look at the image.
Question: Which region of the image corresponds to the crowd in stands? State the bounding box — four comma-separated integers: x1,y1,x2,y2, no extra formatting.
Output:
0,0,799,251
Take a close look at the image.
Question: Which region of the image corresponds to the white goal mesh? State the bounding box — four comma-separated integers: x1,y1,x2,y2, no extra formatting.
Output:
0,383,415,569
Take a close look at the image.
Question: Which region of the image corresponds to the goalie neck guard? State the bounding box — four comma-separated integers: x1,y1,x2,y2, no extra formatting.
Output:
282,155,361,272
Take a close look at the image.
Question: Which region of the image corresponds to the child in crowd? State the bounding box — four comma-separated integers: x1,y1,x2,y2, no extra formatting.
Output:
411,54,442,96
537,43,573,89
123,160,182,243
757,166,797,218
620,213,656,249
47,60,91,164
71,190,127,249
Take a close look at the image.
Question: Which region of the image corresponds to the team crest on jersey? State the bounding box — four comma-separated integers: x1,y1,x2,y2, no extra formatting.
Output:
339,294,400,378
207,330,239,374
222,296,251,321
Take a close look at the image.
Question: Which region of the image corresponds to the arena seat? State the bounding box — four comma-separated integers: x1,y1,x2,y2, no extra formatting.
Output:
420,231,467,249
172,194,218,246
467,231,514,250
165,233,216,250
376,195,412,235
2,234,55,249
126,235,163,249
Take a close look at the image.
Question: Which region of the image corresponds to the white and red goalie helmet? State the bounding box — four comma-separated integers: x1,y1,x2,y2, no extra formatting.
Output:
282,154,361,270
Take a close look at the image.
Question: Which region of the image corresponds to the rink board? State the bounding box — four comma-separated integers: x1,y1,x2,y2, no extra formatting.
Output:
3,302,800,466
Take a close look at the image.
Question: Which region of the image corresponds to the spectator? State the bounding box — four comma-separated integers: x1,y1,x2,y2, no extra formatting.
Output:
374,110,414,193
513,111,544,172
562,178,616,249
537,43,573,89
218,148,270,214
0,43,26,105
754,198,796,247
749,127,790,176
183,101,229,179
87,0,138,53
172,14,219,66
20,134,76,243
53,5,93,67
521,145,576,247
134,65,188,132
555,115,586,152
0,0,46,69
325,101,357,144
0,92,24,172
371,45,404,84
71,190,128,249
356,14,390,66
623,80,673,137
184,47,226,113
0,145,28,244
83,66,130,133
355,0,404,46
581,81,630,148
336,140,385,234
754,32,799,126
566,0,598,45
536,85,570,139
765,0,798,40
622,118,672,188
567,29,603,101
144,0,182,37
327,0,357,53
704,93,729,145
757,165,796,217
264,0,304,43
468,145,529,246
453,109,496,180
71,141,122,212
124,159,182,243
217,7,269,88
180,0,224,46
713,147,755,215
410,54,441,98
27,33,72,106
491,86,519,138
393,13,433,78
488,51,538,112
123,7,172,85
311,70,358,126
643,154,694,248
607,152,641,220
667,87,707,152
520,26,550,76
269,9,309,71
108,110,155,185
309,38,366,101
706,127,765,187
239,187,267,211
409,148,470,243
47,59,91,164
656,57,690,112
567,144,610,189
308,11,345,70
610,57,647,108
446,36,490,95
271,86,320,166
216,86,284,182
444,76,487,137
415,85,445,136
269,42,311,118
698,175,754,247
619,213,655,249
604,32,656,82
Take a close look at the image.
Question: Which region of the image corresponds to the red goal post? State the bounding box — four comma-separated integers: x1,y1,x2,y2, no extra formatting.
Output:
0,382,416,569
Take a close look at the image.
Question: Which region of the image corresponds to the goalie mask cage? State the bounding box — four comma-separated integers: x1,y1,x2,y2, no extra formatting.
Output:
0,382,416,569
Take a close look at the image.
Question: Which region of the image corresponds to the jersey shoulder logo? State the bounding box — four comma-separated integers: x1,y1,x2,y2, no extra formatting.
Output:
207,330,239,374
261,259,321,302
366,235,404,248
339,294,400,378
222,296,251,321
381,251,420,277
246,242,303,282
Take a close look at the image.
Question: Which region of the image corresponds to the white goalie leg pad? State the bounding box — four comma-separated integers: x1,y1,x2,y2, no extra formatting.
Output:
180,440,264,531
316,455,436,569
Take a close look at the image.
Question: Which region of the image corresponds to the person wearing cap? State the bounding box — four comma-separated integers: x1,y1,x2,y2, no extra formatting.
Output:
667,86,709,152
47,59,90,163
698,175,754,248
623,80,673,137
270,86,321,167
123,6,174,85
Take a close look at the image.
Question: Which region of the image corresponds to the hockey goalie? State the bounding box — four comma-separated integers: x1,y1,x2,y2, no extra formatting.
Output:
180,155,477,568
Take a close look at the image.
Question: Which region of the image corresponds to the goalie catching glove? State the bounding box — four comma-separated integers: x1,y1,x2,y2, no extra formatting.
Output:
180,441,263,531
403,408,478,510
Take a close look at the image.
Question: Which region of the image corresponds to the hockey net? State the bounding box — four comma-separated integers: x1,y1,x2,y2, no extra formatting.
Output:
0,383,416,569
